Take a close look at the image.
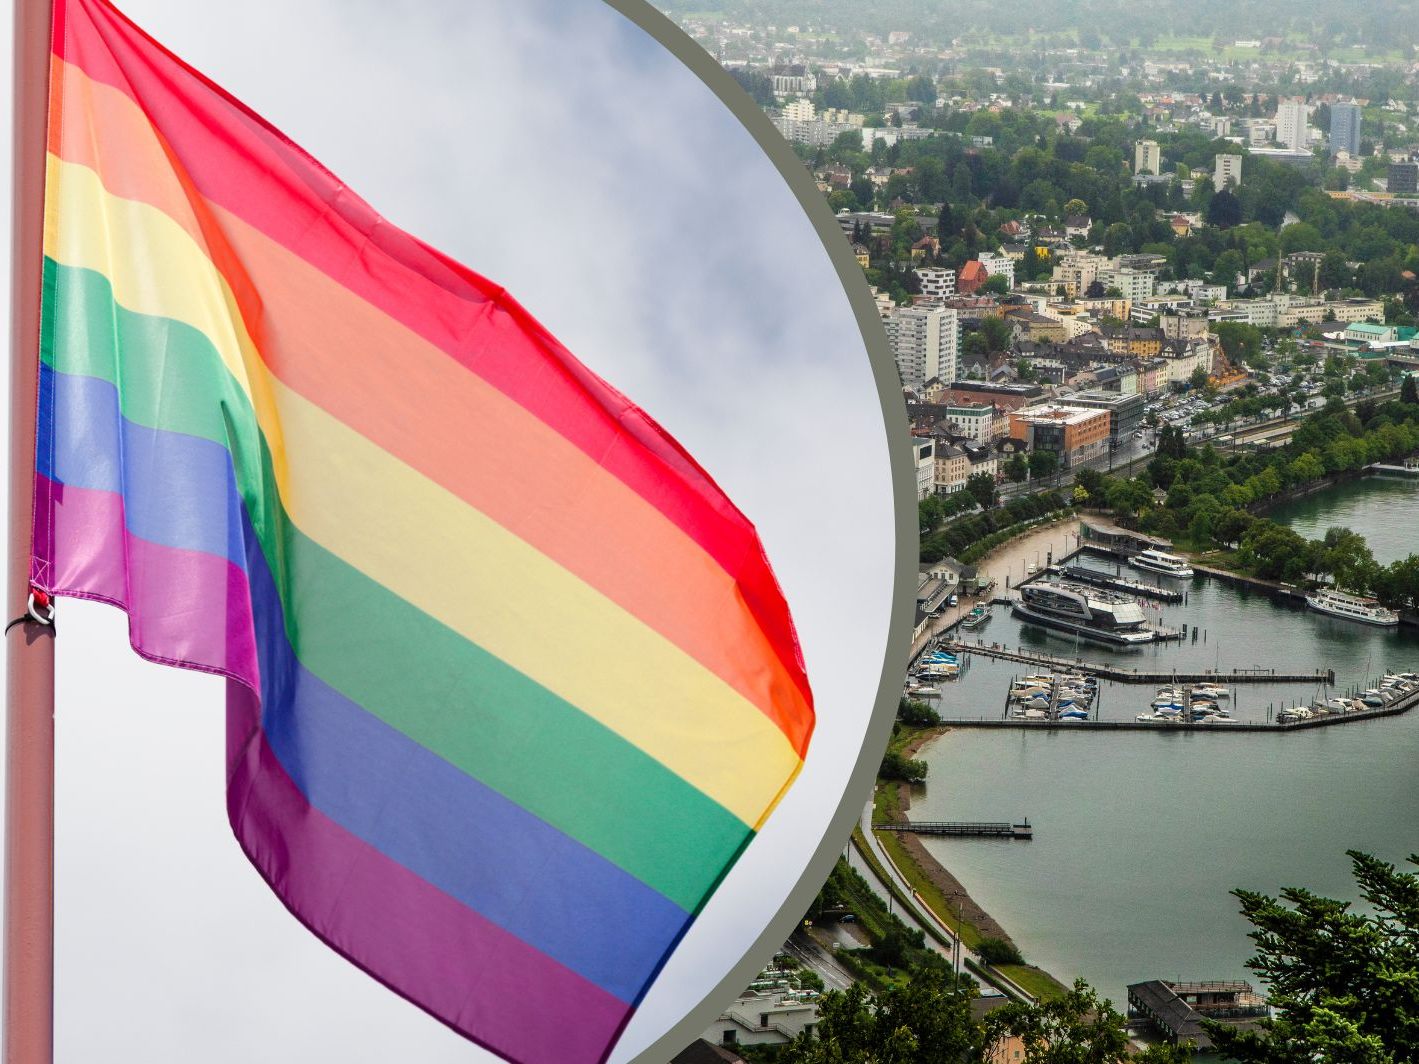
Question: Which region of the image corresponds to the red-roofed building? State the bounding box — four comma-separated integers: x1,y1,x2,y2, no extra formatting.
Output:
958,260,988,295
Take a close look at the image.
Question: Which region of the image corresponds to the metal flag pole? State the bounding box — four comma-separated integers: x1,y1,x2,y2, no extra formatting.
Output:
6,0,56,1061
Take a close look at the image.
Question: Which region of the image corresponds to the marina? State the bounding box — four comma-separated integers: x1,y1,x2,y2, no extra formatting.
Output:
917,474,1419,1008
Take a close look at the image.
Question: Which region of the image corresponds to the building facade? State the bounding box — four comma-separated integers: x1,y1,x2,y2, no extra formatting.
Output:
1214,153,1243,189
1134,139,1162,175
1275,97,1311,150
887,306,958,392
1329,101,1362,157
1390,161,1419,195
1008,405,1112,468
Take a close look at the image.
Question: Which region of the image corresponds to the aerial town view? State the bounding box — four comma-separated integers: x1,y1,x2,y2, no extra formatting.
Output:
658,2,1419,1060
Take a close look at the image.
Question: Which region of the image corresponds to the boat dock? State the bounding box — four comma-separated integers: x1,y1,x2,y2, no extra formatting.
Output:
878,820,1034,840
944,641,1335,685
1127,980,1268,1050
1053,564,1184,603
1369,462,1419,478
940,683,1419,731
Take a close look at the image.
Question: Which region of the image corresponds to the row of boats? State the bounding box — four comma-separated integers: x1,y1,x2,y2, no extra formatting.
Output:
1127,549,1402,628
1278,672,1419,723
1136,683,1238,725
1009,672,1097,722
905,647,962,698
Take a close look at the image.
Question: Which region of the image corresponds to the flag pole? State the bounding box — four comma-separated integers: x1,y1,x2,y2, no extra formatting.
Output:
5,0,55,1061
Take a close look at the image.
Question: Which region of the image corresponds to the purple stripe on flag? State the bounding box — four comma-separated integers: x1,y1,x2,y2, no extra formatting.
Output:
225,684,633,1064
32,473,259,688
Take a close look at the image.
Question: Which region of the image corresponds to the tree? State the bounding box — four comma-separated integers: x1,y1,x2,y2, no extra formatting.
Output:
879,750,927,783
1005,454,1029,483
1027,450,1059,482
1205,188,1243,228
778,967,981,1064
1207,851,1419,1064
1403,375,1419,405
965,471,997,509
984,979,1194,1063
980,314,1013,352
981,273,1010,295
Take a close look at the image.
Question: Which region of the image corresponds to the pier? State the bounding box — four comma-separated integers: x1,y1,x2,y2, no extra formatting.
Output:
937,683,1419,732
1053,564,1184,603
942,640,1335,685
879,820,1034,840
1368,462,1419,478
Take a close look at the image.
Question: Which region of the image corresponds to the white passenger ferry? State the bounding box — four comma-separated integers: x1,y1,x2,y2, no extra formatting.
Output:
1128,548,1195,579
1305,588,1400,628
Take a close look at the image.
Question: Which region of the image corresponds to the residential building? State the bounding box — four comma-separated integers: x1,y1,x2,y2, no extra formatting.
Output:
1008,404,1112,468
912,437,935,500
942,400,998,443
936,381,1044,412
914,266,957,301
1134,139,1163,175
1275,97,1311,150
1100,324,1164,358
1160,310,1211,341
887,306,958,392
1214,153,1243,189
977,250,1016,287
966,444,999,482
709,989,819,1049
933,442,970,495
1390,161,1419,195
1098,266,1156,303
1006,309,1068,343
1329,101,1362,157
1051,253,1103,298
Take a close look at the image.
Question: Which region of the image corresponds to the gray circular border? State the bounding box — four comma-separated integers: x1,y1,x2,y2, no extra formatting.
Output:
595,4,920,1061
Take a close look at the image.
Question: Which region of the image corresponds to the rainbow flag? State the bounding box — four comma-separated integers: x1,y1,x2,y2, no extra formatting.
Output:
32,1,814,1059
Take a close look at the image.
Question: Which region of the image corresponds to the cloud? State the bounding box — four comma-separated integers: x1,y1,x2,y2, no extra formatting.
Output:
0,1,894,1060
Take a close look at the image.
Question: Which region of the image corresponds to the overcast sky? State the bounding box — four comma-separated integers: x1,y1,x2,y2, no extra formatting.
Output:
0,1,895,1060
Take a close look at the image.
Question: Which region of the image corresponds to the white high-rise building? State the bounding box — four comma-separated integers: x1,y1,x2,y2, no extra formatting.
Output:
886,306,958,392
1134,139,1162,175
1275,97,1311,150
1214,153,1243,189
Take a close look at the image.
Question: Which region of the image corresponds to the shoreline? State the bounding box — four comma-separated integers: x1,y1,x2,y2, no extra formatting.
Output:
893,516,1088,989
894,727,1016,945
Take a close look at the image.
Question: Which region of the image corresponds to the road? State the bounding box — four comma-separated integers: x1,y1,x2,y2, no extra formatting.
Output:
855,801,981,972
783,931,856,992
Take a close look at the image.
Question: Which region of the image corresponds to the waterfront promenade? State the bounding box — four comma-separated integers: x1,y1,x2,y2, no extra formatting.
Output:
911,517,1082,659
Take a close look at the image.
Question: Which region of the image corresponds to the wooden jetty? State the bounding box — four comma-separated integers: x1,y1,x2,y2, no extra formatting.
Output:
943,640,1334,685
879,820,1034,840
1054,564,1184,603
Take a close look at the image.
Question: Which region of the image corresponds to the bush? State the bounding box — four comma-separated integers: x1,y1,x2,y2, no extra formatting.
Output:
975,936,1025,966
879,751,928,783
898,697,942,726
